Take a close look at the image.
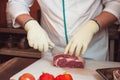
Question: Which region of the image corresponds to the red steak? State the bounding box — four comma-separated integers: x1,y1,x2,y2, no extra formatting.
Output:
53,54,85,68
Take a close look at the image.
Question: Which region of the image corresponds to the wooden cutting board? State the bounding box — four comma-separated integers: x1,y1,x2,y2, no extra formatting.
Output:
10,54,120,80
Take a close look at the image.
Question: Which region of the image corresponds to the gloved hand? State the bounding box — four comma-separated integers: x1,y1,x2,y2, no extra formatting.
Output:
64,20,100,56
24,19,55,53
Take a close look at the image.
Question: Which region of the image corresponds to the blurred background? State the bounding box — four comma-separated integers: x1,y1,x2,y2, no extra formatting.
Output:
0,0,41,64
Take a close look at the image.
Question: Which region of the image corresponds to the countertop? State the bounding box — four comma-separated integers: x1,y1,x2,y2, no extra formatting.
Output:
10,53,120,80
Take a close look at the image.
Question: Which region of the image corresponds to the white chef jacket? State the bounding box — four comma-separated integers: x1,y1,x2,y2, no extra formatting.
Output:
7,0,120,61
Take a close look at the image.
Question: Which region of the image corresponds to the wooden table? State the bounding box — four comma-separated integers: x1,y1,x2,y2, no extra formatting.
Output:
0,57,38,80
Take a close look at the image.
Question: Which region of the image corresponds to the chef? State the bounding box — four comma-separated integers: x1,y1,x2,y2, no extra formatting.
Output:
7,0,120,61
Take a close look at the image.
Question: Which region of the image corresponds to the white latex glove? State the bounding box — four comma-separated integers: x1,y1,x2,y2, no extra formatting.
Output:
24,20,55,53
64,20,99,56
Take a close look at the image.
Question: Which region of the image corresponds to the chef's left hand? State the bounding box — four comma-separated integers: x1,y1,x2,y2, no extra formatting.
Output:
64,20,100,56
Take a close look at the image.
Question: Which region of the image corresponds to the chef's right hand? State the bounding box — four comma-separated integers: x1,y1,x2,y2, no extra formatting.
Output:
24,19,55,53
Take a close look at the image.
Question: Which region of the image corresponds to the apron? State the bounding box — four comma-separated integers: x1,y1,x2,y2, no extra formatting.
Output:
37,0,108,61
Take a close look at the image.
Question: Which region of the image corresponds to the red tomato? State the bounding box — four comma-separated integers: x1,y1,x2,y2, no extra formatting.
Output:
55,73,73,80
39,73,55,80
63,74,73,80
19,73,35,80
55,74,66,80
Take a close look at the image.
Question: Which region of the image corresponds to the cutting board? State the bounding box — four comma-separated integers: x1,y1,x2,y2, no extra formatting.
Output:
10,53,120,80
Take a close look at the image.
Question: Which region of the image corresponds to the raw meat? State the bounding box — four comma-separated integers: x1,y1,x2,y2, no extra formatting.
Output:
53,54,85,68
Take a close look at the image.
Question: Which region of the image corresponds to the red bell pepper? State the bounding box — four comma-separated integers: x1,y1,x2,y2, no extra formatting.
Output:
39,73,55,80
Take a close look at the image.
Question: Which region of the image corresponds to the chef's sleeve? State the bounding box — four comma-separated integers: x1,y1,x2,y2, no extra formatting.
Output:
7,0,34,28
102,0,120,23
